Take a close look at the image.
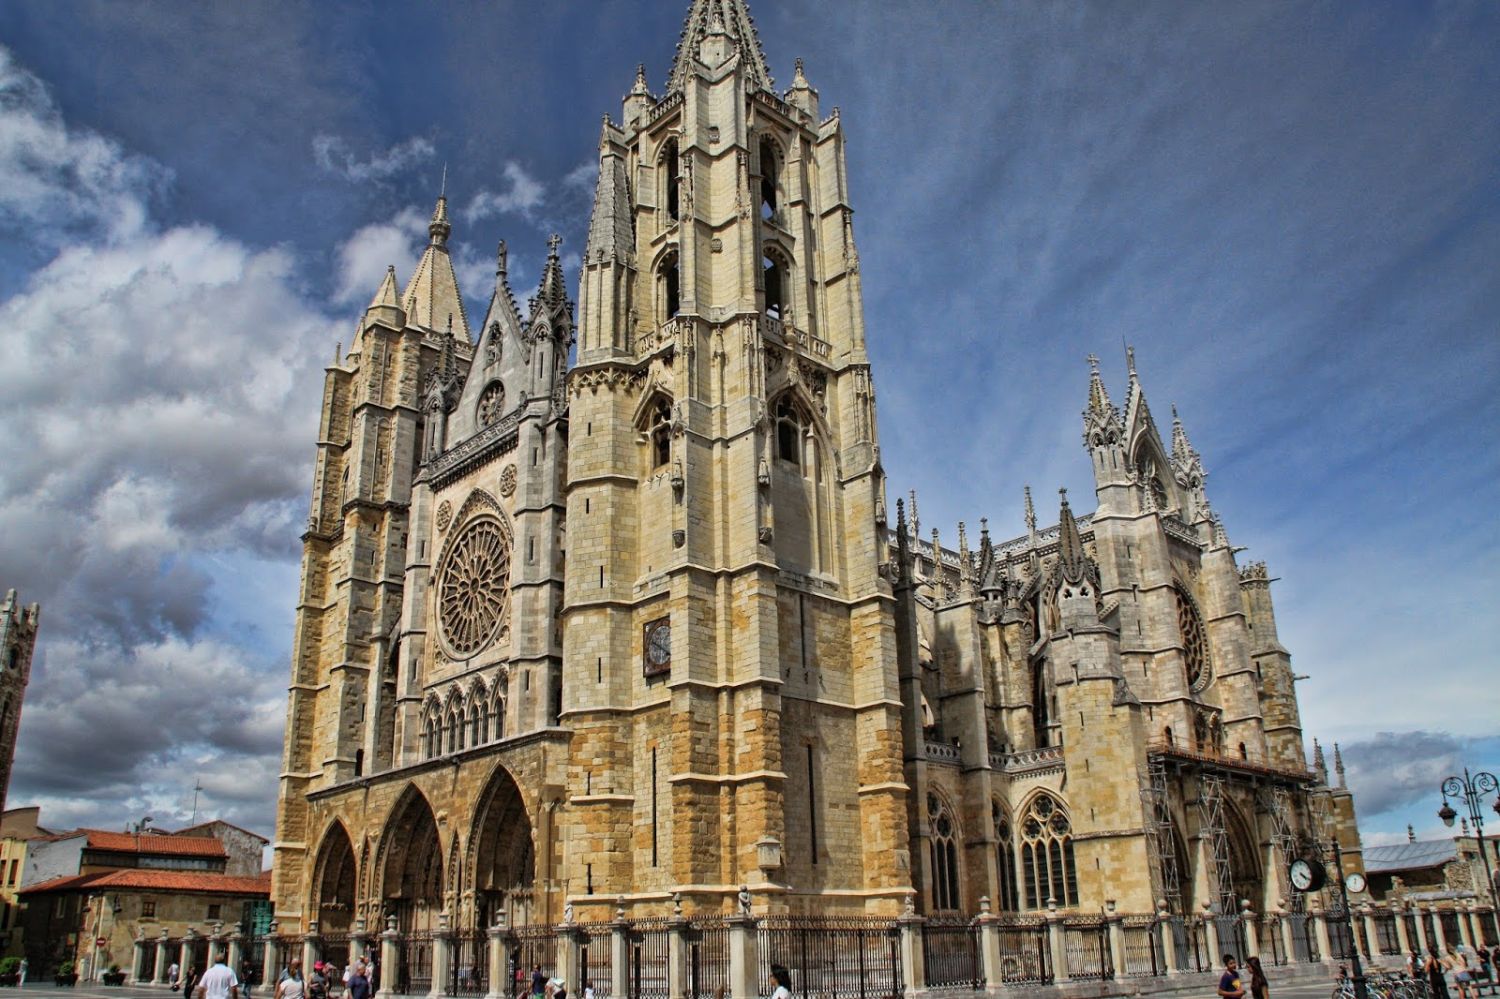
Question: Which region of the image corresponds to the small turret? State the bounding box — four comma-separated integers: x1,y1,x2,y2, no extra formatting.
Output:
1082,354,1131,508
1312,738,1329,784
785,57,819,118
1170,405,1209,522
623,64,656,126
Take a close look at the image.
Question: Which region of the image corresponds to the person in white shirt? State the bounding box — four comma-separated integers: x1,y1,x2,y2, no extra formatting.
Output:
196,957,239,999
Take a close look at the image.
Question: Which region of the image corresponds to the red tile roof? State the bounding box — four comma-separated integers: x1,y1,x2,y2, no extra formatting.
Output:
79,829,226,857
22,869,270,897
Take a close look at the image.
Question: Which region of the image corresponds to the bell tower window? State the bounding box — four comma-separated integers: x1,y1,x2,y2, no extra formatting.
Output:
775,398,802,467
763,254,784,320
663,138,680,222
759,137,778,220
659,252,680,321
649,399,673,470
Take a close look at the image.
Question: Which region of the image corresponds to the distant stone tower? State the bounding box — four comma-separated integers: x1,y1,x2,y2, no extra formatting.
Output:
0,590,39,815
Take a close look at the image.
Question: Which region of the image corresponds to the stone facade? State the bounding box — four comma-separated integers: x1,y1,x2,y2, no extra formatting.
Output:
0,590,38,818
272,0,1360,935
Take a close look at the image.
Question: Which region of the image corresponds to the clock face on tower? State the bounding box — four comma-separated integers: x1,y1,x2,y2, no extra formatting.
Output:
643,617,671,677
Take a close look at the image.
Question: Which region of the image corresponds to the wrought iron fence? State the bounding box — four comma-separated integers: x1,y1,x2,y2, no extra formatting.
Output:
1259,918,1287,966
686,919,730,999
1214,914,1241,959
577,923,614,999
995,920,1051,985
1328,916,1357,962
321,933,351,987
1481,915,1498,948
1119,918,1161,977
139,944,158,982
1062,918,1112,982
509,925,558,999
626,918,671,999
398,931,434,997
757,917,903,999
1439,912,1459,947
445,931,486,997
1288,913,1316,963
922,918,981,990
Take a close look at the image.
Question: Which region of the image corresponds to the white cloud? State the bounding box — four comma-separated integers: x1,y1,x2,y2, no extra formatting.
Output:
332,206,427,305
312,133,435,183
0,43,344,836
464,161,546,223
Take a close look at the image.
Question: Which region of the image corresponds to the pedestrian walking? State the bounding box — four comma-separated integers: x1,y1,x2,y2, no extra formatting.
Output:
1426,945,1451,999
1247,955,1269,999
277,966,307,999
345,962,371,999
768,965,791,999
196,952,240,999
170,962,182,991
182,966,199,999
1452,944,1473,999
1218,955,1246,999
17,959,26,987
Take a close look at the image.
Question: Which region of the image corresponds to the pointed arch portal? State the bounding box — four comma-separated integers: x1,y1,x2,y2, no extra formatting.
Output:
470,765,536,929
312,822,356,934
381,789,444,934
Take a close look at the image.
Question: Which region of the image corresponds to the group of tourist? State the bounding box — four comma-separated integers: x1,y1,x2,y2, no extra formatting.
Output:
272,956,376,999
1416,942,1500,999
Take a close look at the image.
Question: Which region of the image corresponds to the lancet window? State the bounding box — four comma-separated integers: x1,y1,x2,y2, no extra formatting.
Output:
994,801,1020,912
774,397,803,467
759,137,778,219
763,253,785,320
662,138,680,222
1020,793,1077,909
647,398,673,470
927,793,962,913
658,252,680,321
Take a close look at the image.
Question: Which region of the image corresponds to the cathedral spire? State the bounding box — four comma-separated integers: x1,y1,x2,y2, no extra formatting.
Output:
369,264,400,310
1333,743,1347,789
403,191,470,339
1056,488,1089,584
957,521,974,598
1082,353,1124,451
533,233,569,317
668,0,773,94
585,122,634,265
1312,738,1328,784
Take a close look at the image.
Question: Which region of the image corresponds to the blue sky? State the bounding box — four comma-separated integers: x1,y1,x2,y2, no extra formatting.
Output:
0,1,1495,848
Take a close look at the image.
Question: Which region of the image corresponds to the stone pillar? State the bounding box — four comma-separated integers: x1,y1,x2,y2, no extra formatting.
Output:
131,936,146,984
156,930,172,985
351,919,369,967
610,906,629,999
726,890,757,999
1412,908,1428,953
1430,907,1447,951
381,916,401,999
1392,905,1410,957
557,920,580,997
484,917,510,999
1202,907,1220,967
180,929,197,979
303,921,321,982
1457,906,1475,949
1239,901,1257,964
1046,899,1068,982
1276,904,1295,967
898,899,926,994
1312,909,1333,964
263,922,281,987
228,931,244,977
1105,901,1126,980
210,923,226,967
666,899,688,999
975,898,1003,989
431,913,454,999
1157,902,1180,976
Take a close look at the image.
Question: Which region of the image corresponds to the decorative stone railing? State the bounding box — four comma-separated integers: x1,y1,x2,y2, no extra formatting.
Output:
428,409,522,487
925,740,961,765
1002,745,1066,775
762,315,830,359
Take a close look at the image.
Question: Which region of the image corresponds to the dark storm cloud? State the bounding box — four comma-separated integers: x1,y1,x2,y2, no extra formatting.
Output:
1337,733,1475,819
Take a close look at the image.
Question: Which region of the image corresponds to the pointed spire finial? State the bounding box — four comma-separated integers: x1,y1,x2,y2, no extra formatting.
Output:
496,240,508,277
1056,487,1091,583
633,63,650,94
548,232,562,258
1024,485,1036,534
1333,743,1346,788
1407,823,1415,843
428,191,452,245
909,489,920,540
1312,738,1328,782
1126,343,1138,379
440,161,447,198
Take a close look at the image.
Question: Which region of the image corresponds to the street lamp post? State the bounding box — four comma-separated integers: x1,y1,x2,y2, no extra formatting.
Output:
1438,768,1500,942
1329,839,1370,999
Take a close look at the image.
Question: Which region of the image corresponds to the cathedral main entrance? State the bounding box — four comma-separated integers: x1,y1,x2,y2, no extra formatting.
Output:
469,765,536,929
382,790,444,935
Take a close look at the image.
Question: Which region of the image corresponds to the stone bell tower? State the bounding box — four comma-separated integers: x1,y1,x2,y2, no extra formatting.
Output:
560,0,910,915
0,589,39,816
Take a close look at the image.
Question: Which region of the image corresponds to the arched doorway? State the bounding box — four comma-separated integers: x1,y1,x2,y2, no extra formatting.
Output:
381,789,444,934
312,822,357,934
1224,801,1263,909
469,765,536,929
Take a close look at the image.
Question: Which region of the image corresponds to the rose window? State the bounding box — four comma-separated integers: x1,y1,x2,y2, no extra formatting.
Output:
437,517,511,656
1175,586,1210,690
477,382,505,427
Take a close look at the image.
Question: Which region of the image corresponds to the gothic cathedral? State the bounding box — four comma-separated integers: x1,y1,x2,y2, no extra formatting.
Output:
272,0,1361,934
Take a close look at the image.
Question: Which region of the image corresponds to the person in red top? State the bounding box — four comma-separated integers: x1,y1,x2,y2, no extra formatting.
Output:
1218,955,1246,999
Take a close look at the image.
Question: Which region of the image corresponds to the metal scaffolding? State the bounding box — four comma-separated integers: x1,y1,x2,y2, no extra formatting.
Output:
1197,772,1235,914
1141,760,1182,913
1262,786,1298,907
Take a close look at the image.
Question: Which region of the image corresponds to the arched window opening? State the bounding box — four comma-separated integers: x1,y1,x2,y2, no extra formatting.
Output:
1164,726,1175,747
353,749,364,777
659,253,680,321
479,700,490,744
759,137,778,219
469,702,482,747
648,398,673,470
1238,741,1248,760
446,709,459,754
763,254,784,320
493,693,506,741
774,398,802,467
663,138,680,222
1019,793,1077,909
1031,659,1050,748
926,793,962,913
994,802,1020,912
1193,712,1210,753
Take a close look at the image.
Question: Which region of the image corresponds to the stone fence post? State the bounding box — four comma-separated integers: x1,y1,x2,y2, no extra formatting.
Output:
727,889,757,999
1240,901,1257,963
1046,898,1068,982
975,898,1003,989
228,930,244,977
1429,906,1448,952
484,916,510,999
1105,901,1125,981
180,928,197,980
156,928,173,985
1361,905,1381,958
210,922,226,968
1157,902,1179,975
380,916,401,999
1456,905,1475,950
431,912,454,999
666,897,688,999
557,908,581,997
351,919,369,967
610,904,629,999
897,896,925,994
263,922,281,986
1201,907,1219,967
302,921,321,981
1311,909,1333,964
1391,904,1410,957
